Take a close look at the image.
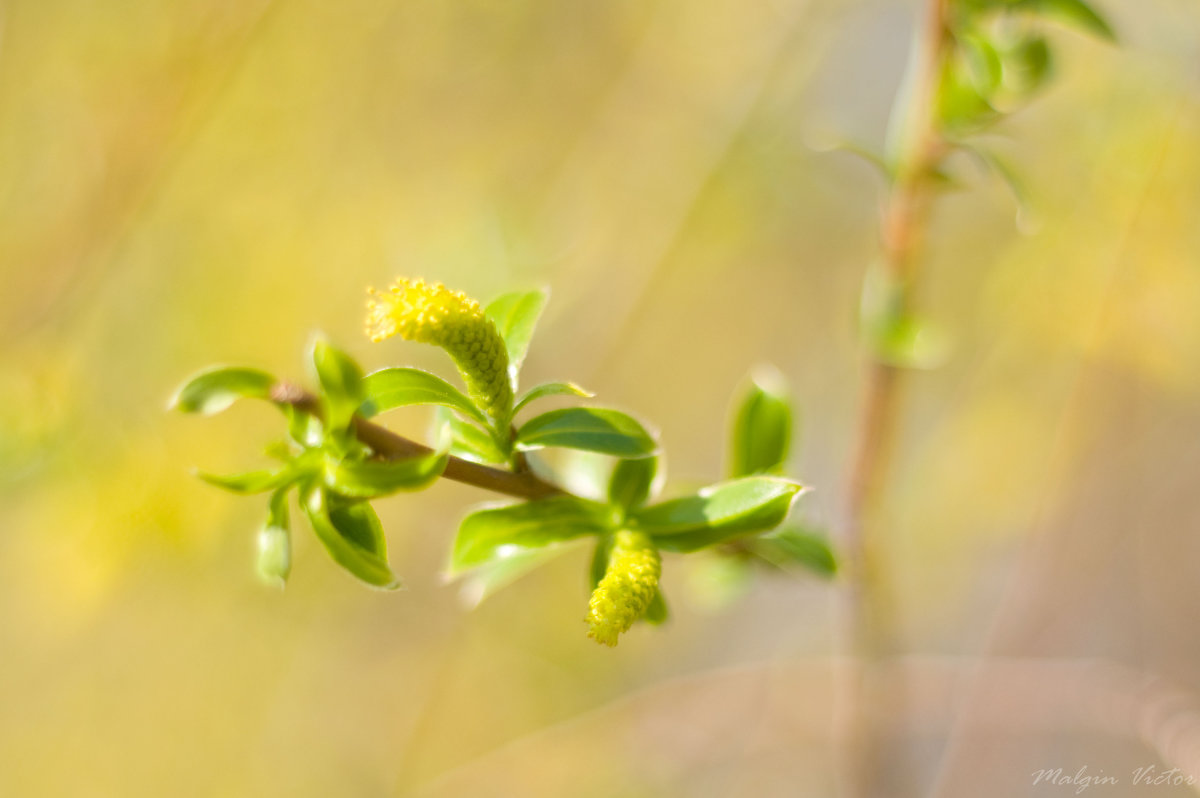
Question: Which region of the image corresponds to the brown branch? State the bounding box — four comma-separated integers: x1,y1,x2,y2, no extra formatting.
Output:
269,383,564,501
837,1,953,797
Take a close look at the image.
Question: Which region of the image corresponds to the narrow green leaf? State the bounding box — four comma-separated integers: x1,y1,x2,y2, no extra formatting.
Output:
516,407,657,458
310,337,365,435
170,367,276,415
362,367,489,426
729,367,793,477
449,496,612,575
257,488,292,588
749,526,838,578
634,476,804,552
589,535,612,591
484,289,548,369
196,467,295,495
303,486,399,589
513,381,594,415
1030,0,1115,41
608,456,659,510
323,446,448,499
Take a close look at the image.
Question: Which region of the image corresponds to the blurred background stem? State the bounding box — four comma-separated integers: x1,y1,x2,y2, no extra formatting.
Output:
838,1,951,796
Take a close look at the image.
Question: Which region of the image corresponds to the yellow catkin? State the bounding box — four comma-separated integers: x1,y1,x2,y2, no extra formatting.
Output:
586,530,661,647
365,279,513,421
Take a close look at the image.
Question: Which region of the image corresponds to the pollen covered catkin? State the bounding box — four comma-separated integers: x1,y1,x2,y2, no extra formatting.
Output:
365,279,513,421
587,529,661,647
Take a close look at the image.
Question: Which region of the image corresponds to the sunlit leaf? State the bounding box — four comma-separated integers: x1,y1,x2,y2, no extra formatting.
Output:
303,486,400,589
449,496,612,575
513,381,594,415
170,366,276,415
309,336,365,436
362,367,489,426
729,366,793,477
633,476,804,552
457,543,582,609
485,288,548,370
748,525,838,578
323,446,448,499
196,466,296,495
608,456,658,510
433,407,508,465
516,407,657,458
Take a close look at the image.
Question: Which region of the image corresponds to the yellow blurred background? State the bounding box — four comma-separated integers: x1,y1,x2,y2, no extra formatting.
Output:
2,0,1200,795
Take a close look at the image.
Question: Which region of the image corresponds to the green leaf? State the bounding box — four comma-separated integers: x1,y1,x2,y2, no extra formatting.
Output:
257,488,292,588
608,456,659,510
170,366,276,415
362,367,489,427
633,476,804,552
513,381,594,415
485,288,548,370
642,589,669,625
196,466,295,495
449,496,612,575
516,407,657,458
433,407,507,464
960,31,1004,96
309,337,365,436
303,486,399,589
589,535,611,590
748,526,838,578
1029,0,1115,41
458,544,581,608
936,51,998,132
323,446,448,499
1000,35,1053,99
729,367,793,477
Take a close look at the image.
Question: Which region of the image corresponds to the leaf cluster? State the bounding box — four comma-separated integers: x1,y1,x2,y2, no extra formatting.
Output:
173,286,834,645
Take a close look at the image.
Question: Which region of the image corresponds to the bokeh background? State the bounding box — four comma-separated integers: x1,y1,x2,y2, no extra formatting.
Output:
3,0,1200,795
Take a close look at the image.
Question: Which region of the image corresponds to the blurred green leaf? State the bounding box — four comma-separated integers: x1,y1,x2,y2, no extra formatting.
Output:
937,51,998,132
310,337,365,436
485,288,548,370
362,367,490,426
642,588,669,625
608,456,658,510
729,367,793,477
449,496,612,575
196,466,296,495
457,543,581,608
960,31,1003,95
513,381,594,414
1029,0,1115,41
1000,35,1053,98
170,366,276,415
748,526,838,578
433,407,508,464
589,535,611,590
323,446,448,499
516,407,657,458
257,488,292,588
303,486,399,589
634,476,804,552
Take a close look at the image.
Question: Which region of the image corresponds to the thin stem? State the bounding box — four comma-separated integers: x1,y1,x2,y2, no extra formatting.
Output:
270,383,564,501
838,1,952,796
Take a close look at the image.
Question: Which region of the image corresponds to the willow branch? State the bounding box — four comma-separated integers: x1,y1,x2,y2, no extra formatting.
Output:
270,383,564,501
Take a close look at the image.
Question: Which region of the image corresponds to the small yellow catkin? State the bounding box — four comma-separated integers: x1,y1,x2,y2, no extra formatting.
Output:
365,279,513,421
586,530,661,647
